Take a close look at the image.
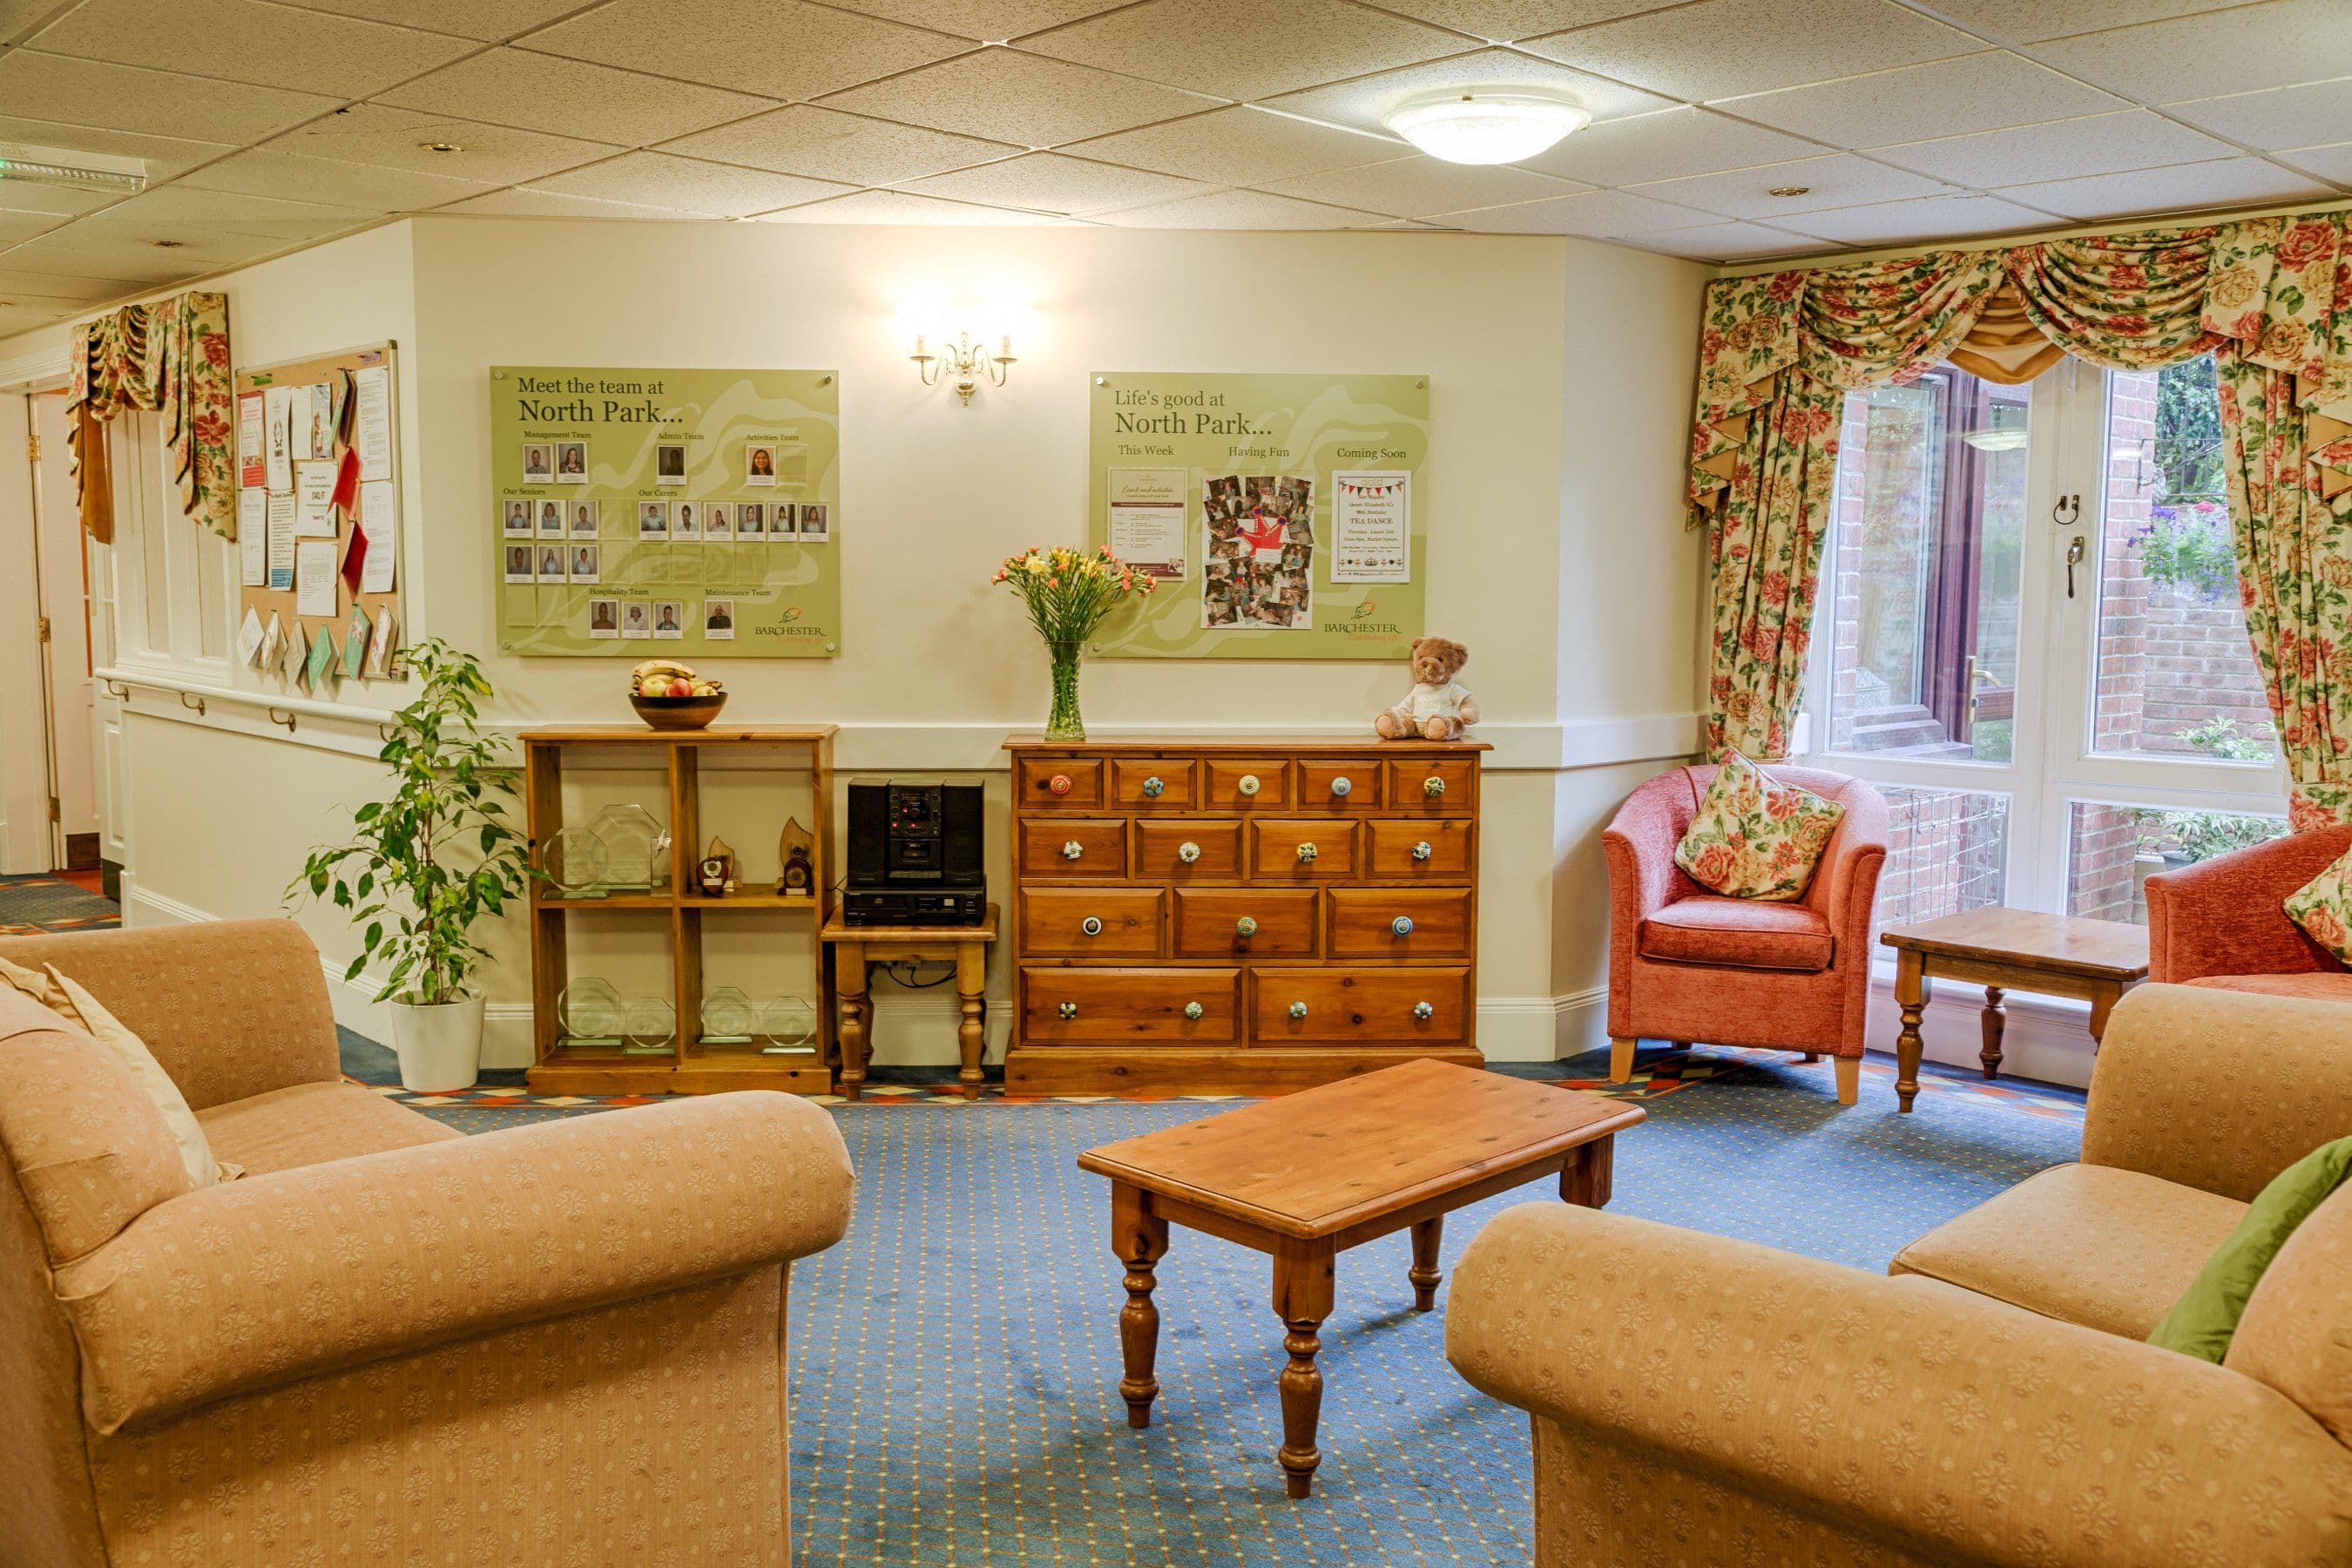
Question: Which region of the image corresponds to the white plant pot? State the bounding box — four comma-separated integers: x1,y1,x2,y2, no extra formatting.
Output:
389,993,484,1092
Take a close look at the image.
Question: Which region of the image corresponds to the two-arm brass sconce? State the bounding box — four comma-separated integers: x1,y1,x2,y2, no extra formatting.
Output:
910,331,1014,404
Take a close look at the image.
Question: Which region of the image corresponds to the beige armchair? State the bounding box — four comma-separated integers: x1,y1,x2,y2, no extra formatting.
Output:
1448,983,2352,1567
0,919,854,1568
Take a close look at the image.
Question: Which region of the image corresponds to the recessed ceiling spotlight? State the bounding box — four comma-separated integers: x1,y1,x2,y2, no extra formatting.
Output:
150,238,185,248
1768,185,1811,198
419,140,464,153
1381,85,1590,166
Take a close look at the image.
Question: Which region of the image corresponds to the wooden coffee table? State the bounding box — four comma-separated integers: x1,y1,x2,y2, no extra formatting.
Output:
1880,908,2150,1113
1076,1058,1642,1498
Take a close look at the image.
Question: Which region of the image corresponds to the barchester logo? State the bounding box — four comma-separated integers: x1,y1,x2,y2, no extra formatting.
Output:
781,606,803,622
1350,598,1378,619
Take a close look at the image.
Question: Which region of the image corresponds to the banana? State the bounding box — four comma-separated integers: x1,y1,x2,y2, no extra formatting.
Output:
630,659,696,682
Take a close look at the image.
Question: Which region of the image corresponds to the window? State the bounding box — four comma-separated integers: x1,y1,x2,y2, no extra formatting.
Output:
103,412,231,678
1801,356,2286,931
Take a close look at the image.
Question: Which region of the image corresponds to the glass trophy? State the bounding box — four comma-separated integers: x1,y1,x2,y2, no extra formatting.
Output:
700,986,756,1048
623,996,676,1057
556,978,623,1051
760,997,818,1057
540,828,609,897
592,803,669,893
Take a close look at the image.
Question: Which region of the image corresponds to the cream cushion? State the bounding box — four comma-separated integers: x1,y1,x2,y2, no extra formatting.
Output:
0,956,234,1187
2229,1180,2352,1443
1890,1161,2248,1339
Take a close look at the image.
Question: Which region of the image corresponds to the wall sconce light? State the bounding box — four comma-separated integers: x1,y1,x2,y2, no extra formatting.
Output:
911,331,1014,405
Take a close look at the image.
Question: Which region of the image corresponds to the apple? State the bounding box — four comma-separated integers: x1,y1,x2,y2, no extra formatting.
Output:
668,678,693,698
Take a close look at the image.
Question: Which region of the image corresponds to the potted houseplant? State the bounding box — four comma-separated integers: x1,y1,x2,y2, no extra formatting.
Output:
288,639,534,1092
991,544,1158,740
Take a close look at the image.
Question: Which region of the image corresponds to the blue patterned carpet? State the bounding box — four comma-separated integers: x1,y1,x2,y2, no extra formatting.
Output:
0,873,118,935
360,1037,2083,1567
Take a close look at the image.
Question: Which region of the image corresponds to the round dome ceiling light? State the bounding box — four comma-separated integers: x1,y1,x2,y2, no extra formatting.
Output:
1381,85,1592,166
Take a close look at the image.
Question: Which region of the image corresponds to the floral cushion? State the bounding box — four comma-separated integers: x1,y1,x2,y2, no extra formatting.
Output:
2284,845,2352,962
1673,753,1847,902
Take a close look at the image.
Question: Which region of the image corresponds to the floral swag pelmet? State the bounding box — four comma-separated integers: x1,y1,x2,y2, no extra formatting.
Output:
65,291,234,546
1686,211,2352,828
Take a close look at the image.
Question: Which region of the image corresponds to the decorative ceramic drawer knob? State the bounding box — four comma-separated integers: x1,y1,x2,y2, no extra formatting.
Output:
1235,916,1259,937
1183,1001,1204,1021
1049,773,1072,796
1331,776,1352,797
1142,774,1165,797
1423,775,1446,798
1062,840,1085,860
1288,1001,1308,1019
1412,841,1433,861
1413,1001,1435,1021
1081,916,1103,936
1058,1002,1078,1019
1392,916,1415,936
1178,841,1201,864
1296,841,1318,862
1238,774,1260,797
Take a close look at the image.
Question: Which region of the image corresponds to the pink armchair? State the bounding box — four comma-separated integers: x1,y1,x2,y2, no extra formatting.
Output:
1603,765,1889,1105
2144,826,2352,1001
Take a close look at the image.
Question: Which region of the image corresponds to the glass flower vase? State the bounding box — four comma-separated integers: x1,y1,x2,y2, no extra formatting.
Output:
1045,640,1086,741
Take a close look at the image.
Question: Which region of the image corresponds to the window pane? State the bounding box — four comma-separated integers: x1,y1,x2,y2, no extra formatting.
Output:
2093,358,2276,763
1826,372,2030,762
1878,786,2011,926
2065,801,2288,925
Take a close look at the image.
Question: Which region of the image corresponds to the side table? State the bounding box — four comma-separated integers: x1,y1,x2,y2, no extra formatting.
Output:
821,906,997,1101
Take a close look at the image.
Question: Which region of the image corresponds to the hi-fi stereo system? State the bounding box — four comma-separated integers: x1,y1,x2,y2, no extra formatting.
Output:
841,778,988,926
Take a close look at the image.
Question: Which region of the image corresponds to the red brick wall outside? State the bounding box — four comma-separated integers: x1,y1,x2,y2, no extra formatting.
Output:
1875,786,2008,937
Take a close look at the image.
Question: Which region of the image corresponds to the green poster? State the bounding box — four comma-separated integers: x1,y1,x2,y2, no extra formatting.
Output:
490,365,841,658
1085,371,1429,659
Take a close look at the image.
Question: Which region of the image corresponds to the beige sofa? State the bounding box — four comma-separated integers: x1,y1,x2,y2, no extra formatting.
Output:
0,919,855,1568
1448,983,2352,1567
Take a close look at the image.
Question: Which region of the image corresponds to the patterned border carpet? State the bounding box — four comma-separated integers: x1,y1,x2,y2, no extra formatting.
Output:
0,872,119,936
350,1037,2085,1566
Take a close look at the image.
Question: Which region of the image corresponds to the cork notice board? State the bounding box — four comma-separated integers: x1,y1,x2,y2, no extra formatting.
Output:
233,341,403,685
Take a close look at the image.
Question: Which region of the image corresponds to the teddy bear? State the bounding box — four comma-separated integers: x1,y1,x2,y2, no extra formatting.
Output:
1375,635,1480,741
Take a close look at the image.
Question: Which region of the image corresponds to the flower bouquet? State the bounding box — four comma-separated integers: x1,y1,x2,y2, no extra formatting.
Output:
992,544,1158,740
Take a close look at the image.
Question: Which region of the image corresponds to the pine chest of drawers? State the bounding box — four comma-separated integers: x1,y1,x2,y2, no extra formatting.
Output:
1003,735,1490,1095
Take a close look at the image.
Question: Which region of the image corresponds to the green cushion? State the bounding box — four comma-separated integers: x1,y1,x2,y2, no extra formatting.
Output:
2148,1134,2352,1362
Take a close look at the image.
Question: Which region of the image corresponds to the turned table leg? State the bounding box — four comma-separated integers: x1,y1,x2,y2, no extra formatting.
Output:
1408,1218,1442,1312
835,945,870,1101
1894,950,1929,1114
1979,985,2007,1080
1559,1135,1614,1208
955,942,987,1100
1112,1184,1168,1429
1273,1240,1335,1499
2088,980,2127,1044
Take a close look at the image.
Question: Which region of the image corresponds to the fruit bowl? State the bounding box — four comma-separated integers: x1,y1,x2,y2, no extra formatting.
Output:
630,692,727,731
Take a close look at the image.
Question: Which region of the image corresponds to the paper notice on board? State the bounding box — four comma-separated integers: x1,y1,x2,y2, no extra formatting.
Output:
365,604,395,678
357,478,395,593
263,385,295,492
266,491,296,590
238,488,267,585
294,460,336,536
353,364,392,482
295,537,337,618
1331,470,1411,584
1105,467,1187,578
237,393,265,489
236,606,265,668
259,612,283,672
309,384,334,459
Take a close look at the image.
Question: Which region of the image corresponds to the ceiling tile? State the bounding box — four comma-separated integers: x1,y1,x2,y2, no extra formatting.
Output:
1020,0,1464,101
1778,193,2054,244
1260,46,1673,139
0,266,148,301
524,0,970,100
796,0,1130,42
0,232,260,283
1517,106,1824,186
754,187,1067,223
268,0,594,39
656,105,1017,185
272,103,620,184
1997,155,2335,220
1873,111,2240,187
67,211,363,260
1720,51,2124,148
1261,152,1585,218
0,210,67,245
2273,141,2352,186
1440,185,1713,233
1519,0,1978,104
1061,106,1400,186
0,118,237,183
29,0,475,98
902,152,1206,213
818,47,1218,145
376,49,778,145
1345,0,1685,44
1093,186,1386,227
1919,0,2247,44
439,186,696,218
0,51,344,144
0,304,79,334
2165,78,2352,151
2031,0,2352,104
1632,152,1953,218
86,185,380,233
525,151,856,217
177,146,501,210
0,182,121,218
1623,220,1819,259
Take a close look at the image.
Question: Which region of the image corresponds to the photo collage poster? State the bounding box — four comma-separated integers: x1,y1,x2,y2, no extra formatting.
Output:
1200,474,1315,629
489,367,841,658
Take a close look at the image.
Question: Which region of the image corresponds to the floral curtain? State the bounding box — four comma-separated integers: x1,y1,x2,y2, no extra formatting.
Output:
1686,208,2352,824
66,291,233,544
